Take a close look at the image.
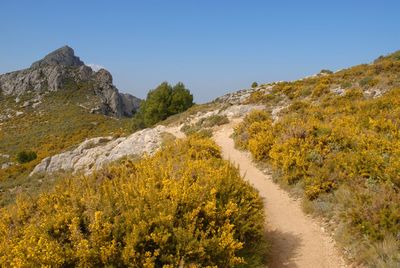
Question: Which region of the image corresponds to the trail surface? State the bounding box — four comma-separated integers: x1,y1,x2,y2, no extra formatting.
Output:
213,123,346,268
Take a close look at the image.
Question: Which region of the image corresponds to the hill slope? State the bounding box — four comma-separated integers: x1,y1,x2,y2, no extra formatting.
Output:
1,48,400,266
232,50,400,266
0,47,140,203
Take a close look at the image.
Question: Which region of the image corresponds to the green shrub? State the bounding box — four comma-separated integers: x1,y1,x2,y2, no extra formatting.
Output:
251,82,258,88
16,151,37,164
198,114,229,128
181,115,229,137
359,77,379,88
320,69,333,74
340,81,352,88
180,123,201,136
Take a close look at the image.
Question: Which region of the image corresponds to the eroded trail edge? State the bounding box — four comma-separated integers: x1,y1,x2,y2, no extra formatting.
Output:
213,123,346,268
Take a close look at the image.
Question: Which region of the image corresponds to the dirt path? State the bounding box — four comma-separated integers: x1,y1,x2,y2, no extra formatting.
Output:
213,123,346,268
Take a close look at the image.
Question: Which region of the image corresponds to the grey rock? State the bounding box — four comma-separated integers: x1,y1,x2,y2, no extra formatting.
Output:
30,126,166,176
31,46,84,69
22,101,31,107
0,46,141,117
120,93,142,116
0,154,10,159
220,104,265,118
1,162,14,169
331,87,345,96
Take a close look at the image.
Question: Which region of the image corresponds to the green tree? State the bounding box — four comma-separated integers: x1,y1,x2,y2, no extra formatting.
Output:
141,82,172,126
134,82,194,128
168,82,194,114
251,81,258,88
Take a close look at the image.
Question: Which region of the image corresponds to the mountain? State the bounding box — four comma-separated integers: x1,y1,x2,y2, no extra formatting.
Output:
0,46,141,190
0,46,141,117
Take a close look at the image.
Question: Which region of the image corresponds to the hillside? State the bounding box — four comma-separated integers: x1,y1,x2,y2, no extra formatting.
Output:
0,46,140,204
0,136,267,267
0,48,400,267
232,50,400,266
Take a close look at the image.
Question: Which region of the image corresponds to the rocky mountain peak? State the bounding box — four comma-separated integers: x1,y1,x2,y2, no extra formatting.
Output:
30,46,84,69
0,46,141,118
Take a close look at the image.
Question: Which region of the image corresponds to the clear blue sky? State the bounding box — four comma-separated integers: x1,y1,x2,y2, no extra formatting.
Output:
1,0,399,102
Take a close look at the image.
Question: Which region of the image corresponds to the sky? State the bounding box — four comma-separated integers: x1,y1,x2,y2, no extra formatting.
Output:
1,1,399,103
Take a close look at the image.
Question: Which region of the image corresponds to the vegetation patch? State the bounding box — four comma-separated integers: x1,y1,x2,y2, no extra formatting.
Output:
132,82,194,129
0,86,134,205
181,114,229,137
234,84,400,265
0,136,267,267
16,150,37,164
235,51,400,265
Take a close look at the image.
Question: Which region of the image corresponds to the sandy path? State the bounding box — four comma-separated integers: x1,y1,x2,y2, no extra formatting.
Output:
213,123,346,268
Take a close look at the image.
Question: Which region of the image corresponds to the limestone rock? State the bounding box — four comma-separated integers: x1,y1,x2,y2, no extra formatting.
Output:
1,162,14,169
30,126,166,176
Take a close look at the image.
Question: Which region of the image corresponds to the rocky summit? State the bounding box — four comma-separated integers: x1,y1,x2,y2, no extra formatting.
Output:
0,46,140,117
30,46,84,69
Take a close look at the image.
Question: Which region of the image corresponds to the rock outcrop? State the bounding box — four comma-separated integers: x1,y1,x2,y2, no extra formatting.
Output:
0,46,140,117
30,46,84,69
30,126,166,176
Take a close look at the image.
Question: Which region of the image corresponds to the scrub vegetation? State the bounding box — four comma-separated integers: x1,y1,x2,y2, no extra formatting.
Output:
0,85,133,204
233,51,400,266
0,136,266,267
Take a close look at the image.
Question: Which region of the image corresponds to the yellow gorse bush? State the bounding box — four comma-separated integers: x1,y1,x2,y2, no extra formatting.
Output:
235,82,400,264
0,136,266,267
234,50,400,265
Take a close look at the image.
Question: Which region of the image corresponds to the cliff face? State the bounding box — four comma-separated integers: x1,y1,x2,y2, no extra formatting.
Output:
0,46,140,117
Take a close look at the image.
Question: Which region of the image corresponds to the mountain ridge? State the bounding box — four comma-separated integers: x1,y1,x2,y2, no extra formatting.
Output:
0,46,140,117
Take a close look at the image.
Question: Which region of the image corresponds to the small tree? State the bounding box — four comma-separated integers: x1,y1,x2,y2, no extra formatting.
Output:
141,82,173,126
168,82,194,115
133,82,194,128
251,82,258,88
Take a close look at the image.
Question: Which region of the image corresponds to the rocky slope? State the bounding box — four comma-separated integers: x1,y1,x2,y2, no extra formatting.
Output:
0,47,141,190
30,104,263,176
0,46,141,117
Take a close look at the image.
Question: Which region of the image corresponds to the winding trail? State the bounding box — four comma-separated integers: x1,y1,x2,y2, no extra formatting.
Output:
213,122,346,268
